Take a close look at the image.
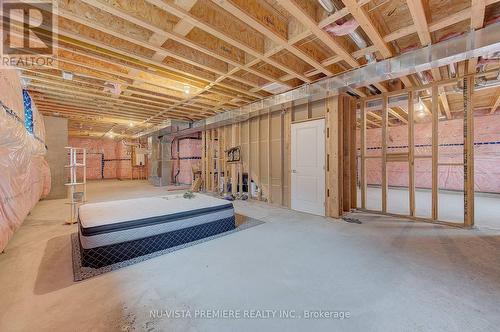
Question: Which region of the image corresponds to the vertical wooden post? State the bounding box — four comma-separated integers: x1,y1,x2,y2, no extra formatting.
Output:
432,84,439,220
238,122,243,195
350,99,357,209
342,96,351,212
217,128,222,193
280,107,285,206
257,114,262,200
247,119,251,194
381,95,388,213
211,129,216,192
285,107,291,207
307,96,312,119
207,130,212,191
326,94,342,218
223,126,228,194
201,131,206,191
267,110,272,203
464,75,475,227
231,124,237,195
408,91,416,217
360,100,367,209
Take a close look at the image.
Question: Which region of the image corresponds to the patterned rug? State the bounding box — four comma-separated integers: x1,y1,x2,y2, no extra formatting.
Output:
71,215,263,281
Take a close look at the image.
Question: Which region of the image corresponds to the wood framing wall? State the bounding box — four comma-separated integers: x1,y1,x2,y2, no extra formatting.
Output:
358,75,476,228
200,94,356,217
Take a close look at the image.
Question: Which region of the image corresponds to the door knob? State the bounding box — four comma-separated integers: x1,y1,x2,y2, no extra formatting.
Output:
292,169,297,173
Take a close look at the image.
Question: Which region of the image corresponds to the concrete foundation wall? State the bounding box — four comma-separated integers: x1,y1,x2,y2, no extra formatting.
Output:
43,116,68,199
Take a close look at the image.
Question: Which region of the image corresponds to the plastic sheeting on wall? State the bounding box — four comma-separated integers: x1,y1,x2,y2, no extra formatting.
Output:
68,137,134,180
359,114,500,193
0,81,50,252
172,137,201,185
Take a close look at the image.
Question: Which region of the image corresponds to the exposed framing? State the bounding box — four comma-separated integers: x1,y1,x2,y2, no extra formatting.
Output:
358,74,477,228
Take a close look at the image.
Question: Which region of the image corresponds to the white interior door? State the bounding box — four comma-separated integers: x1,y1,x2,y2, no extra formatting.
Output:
291,119,325,216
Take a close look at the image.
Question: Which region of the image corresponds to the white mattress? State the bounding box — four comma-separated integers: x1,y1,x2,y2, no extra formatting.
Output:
79,194,231,228
78,194,234,249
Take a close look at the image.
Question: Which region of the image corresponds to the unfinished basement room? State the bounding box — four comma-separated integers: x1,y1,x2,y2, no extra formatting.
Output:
1,0,500,331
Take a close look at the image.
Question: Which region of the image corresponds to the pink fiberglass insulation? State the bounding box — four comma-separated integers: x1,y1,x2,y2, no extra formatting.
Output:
172,137,202,184
0,70,50,252
324,19,359,36
68,137,134,180
360,114,500,193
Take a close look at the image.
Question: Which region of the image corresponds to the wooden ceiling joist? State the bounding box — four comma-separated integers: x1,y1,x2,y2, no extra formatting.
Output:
275,0,359,68
2,0,493,137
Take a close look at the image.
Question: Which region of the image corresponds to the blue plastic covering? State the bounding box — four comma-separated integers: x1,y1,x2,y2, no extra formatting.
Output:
22,89,33,134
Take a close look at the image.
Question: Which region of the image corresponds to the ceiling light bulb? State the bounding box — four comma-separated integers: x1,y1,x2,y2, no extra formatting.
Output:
62,71,73,80
129,122,134,127
183,85,190,94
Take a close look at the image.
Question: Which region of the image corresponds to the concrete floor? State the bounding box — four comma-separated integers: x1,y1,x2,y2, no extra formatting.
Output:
360,186,500,230
1,180,500,332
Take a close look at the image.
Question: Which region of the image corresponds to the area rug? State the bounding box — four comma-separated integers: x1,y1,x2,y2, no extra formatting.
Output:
71,215,263,281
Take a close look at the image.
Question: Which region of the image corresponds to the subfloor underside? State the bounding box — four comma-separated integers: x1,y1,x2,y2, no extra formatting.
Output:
0,180,499,332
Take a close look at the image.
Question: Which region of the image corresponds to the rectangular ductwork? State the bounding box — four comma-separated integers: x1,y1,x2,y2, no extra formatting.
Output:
135,22,500,138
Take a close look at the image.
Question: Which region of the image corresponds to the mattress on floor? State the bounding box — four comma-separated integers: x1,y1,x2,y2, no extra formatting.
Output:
78,194,235,268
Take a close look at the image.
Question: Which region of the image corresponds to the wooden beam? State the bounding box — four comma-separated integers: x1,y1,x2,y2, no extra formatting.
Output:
389,108,408,124
146,0,311,82
79,0,292,88
214,0,334,76
275,0,359,68
406,0,432,46
490,92,500,114
471,0,486,29
267,110,272,203
428,8,470,32
440,91,452,119
342,0,392,58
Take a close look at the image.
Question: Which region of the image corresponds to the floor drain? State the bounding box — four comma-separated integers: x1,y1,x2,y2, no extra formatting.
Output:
343,217,362,224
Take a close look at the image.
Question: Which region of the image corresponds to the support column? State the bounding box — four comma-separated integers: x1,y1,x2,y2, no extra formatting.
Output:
464,75,475,227
360,100,367,209
432,85,439,220
201,131,206,191
408,91,416,217
381,95,388,213
326,94,342,218
267,110,272,203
